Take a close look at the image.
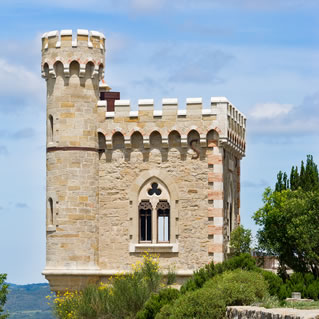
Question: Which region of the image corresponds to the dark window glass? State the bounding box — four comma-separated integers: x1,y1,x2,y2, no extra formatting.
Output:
139,201,152,242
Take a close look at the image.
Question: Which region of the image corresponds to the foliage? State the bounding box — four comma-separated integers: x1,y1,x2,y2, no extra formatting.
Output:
50,290,80,319
51,252,163,319
136,288,180,319
180,253,257,294
275,155,319,192
220,252,257,272
156,288,226,319
179,261,216,294
203,269,269,306
229,225,252,256
257,270,283,297
166,266,176,286
253,187,319,276
258,295,283,309
158,270,268,319
259,295,319,310
0,274,9,319
284,272,319,300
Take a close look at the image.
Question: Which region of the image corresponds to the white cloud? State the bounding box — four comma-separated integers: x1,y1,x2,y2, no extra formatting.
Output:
247,92,319,137
250,103,294,120
0,58,43,113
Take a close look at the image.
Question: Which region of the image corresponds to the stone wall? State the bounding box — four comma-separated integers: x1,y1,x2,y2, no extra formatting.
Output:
226,306,319,319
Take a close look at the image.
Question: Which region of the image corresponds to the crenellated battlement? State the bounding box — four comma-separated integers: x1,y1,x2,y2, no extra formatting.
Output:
97,97,246,158
41,29,105,51
41,29,105,80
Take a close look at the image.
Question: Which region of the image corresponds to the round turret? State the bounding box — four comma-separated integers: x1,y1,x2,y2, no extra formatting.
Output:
42,30,105,287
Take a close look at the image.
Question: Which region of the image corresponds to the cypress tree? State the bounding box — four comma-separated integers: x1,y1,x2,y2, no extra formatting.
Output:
275,171,283,192
283,172,288,190
275,155,319,192
300,160,305,188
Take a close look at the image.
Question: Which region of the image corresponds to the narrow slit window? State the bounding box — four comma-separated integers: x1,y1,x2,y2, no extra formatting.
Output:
48,115,53,142
48,197,53,226
230,203,233,234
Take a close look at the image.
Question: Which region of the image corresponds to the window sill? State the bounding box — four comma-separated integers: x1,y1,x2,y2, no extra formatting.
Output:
129,243,178,253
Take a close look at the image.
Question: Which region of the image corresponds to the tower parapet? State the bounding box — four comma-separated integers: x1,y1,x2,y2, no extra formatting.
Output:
97,97,246,158
41,29,105,80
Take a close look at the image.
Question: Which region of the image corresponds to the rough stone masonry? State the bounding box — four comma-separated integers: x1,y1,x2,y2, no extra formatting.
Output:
41,29,246,292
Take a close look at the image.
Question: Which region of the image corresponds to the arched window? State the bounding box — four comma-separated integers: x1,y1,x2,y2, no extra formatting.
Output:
157,201,170,242
98,132,106,150
138,179,170,243
139,200,152,242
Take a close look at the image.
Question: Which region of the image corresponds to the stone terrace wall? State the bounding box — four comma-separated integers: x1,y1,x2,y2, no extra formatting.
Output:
227,306,319,319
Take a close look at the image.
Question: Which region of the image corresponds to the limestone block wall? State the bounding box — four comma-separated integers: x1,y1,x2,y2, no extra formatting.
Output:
97,97,246,273
42,30,105,272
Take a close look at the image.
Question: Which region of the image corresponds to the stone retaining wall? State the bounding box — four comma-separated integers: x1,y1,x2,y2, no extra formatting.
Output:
226,306,319,319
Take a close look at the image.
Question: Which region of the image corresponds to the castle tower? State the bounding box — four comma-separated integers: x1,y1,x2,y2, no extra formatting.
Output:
41,29,246,292
41,30,105,290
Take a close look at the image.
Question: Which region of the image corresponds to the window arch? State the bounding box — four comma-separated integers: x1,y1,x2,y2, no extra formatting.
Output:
138,178,170,243
129,170,179,253
98,132,106,150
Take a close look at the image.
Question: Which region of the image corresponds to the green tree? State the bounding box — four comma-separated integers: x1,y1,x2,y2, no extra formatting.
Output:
275,155,319,192
253,188,319,277
0,274,9,319
229,225,252,256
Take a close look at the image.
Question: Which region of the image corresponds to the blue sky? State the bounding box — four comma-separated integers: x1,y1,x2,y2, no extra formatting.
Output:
0,0,319,284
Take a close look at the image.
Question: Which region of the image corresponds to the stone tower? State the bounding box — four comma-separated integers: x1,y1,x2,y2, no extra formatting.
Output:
41,29,246,292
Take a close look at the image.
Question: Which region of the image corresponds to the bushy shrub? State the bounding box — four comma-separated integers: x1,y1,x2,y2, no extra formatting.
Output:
221,253,257,272
159,269,268,319
180,253,257,294
51,290,81,319
136,288,180,319
258,269,283,297
203,269,269,305
154,303,173,319
75,285,111,318
180,263,216,294
306,280,319,300
279,272,319,300
278,284,291,300
157,288,226,319
52,253,163,319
